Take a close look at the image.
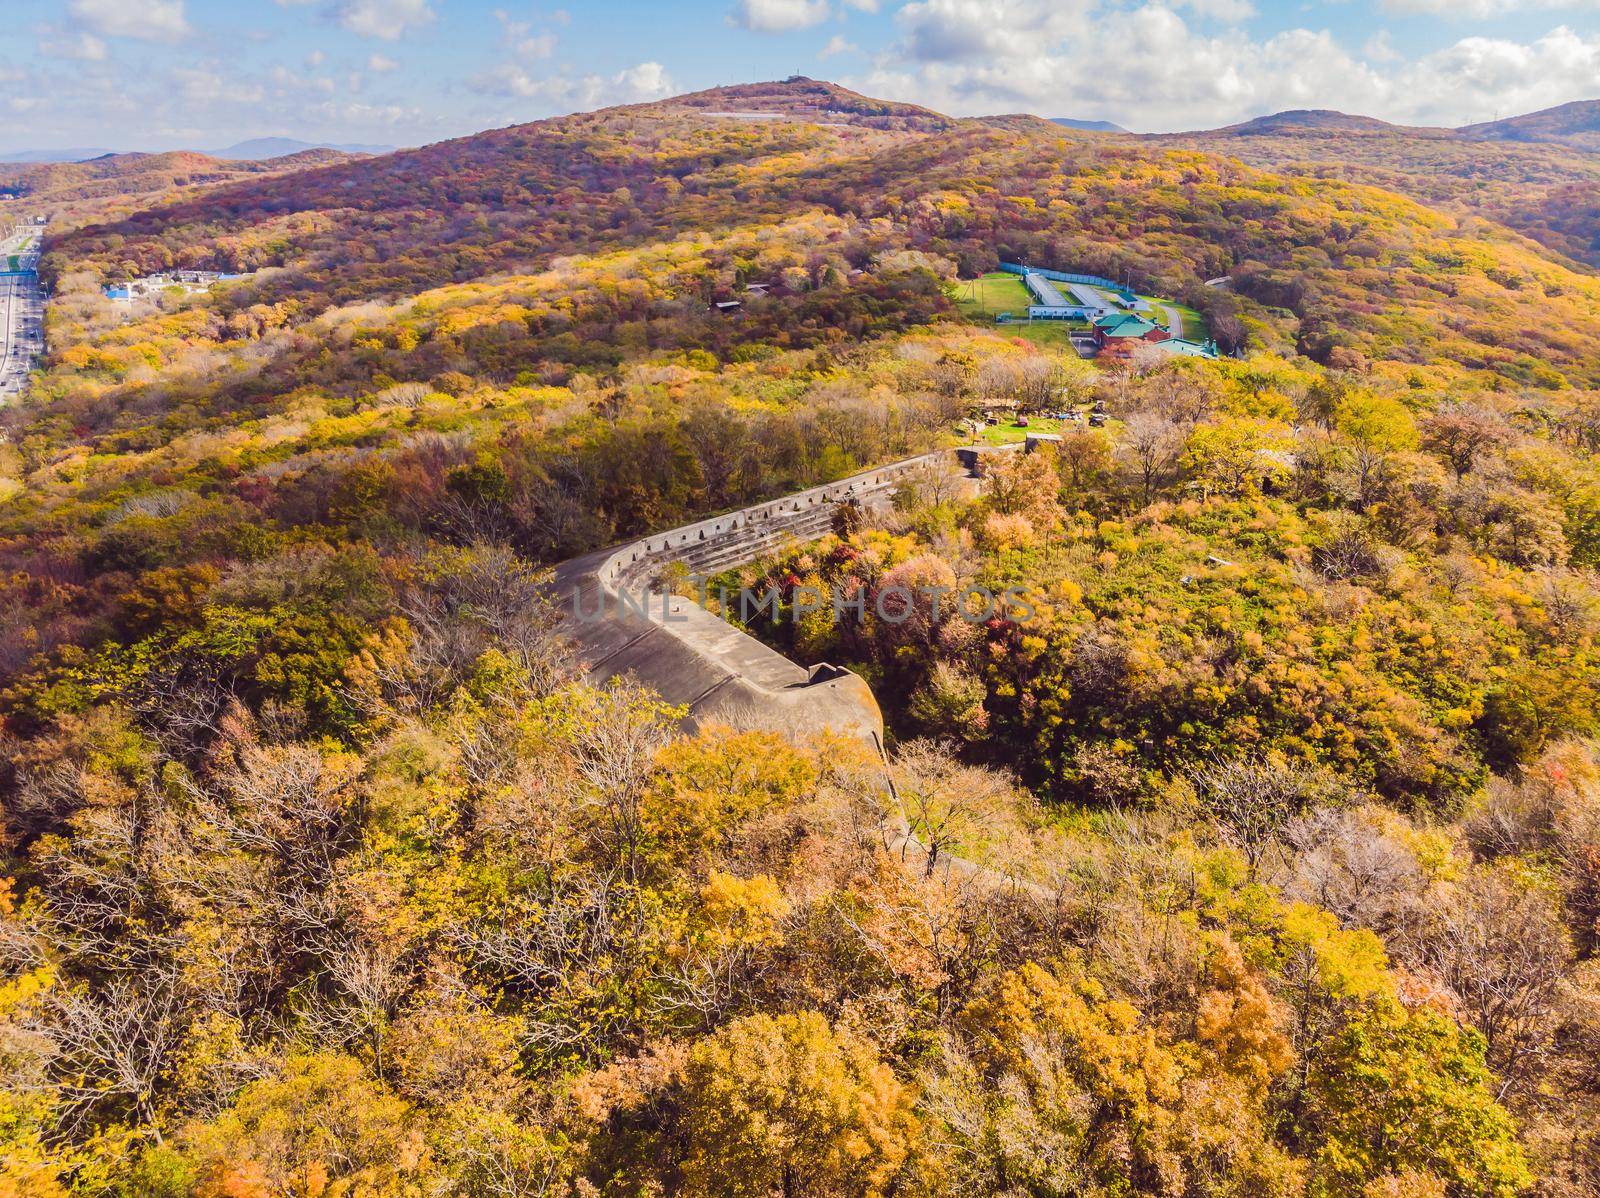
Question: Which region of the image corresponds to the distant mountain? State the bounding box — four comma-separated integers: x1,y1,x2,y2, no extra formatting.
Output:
1049,118,1128,134
211,137,396,161
1214,110,1403,136
1458,100,1600,154
662,77,954,132
0,148,116,164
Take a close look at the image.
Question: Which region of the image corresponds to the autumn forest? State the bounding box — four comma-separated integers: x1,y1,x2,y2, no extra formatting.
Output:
3,76,1600,1198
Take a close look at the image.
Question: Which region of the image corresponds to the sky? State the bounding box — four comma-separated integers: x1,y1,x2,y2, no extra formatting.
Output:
3,0,1600,151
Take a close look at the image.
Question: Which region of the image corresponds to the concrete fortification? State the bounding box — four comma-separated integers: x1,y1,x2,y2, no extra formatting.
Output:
552,446,1008,745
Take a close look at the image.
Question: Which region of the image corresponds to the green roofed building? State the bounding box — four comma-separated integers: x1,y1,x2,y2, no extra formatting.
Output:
1092,312,1167,345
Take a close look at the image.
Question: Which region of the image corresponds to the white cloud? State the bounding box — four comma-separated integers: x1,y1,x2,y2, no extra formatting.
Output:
852,1,1600,131
334,0,435,39
306,49,326,67
174,67,266,106
367,52,399,72
1401,26,1600,125
728,0,832,33
38,30,109,60
1180,0,1257,21
470,60,675,110
820,34,861,57
1363,30,1401,63
1384,0,1600,16
494,10,558,58
67,0,189,43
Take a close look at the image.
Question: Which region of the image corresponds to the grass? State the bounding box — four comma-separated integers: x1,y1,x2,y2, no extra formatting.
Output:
951,273,1089,348
1170,302,1207,340
967,415,1071,446
995,321,1087,348
951,271,1033,317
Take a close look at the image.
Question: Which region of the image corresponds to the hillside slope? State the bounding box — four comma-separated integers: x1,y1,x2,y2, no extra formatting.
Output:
1460,98,1600,152
1158,107,1600,266
42,82,1600,391
0,147,362,226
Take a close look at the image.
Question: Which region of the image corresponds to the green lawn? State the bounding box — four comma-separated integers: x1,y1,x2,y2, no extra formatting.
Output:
996,321,1086,348
951,273,1090,347
1171,302,1207,340
951,271,1033,317
965,415,1069,445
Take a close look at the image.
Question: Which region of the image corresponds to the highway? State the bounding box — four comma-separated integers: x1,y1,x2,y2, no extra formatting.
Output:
0,221,45,403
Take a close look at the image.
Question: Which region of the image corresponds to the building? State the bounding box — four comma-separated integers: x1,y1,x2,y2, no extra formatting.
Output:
1091,312,1170,346
1021,270,1099,321
105,270,250,302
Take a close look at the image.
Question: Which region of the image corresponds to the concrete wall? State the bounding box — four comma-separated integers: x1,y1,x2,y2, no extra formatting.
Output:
553,446,1016,746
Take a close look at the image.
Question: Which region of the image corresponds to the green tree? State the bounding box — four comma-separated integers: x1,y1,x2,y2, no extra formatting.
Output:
1306,1006,1530,1198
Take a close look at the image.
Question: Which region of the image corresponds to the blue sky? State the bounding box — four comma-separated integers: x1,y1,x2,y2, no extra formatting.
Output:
4,0,1599,150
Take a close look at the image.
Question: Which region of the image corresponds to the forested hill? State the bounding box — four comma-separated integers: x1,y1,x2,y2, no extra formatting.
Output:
1460,99,1600,152
1159,103,1600,267
0,148,361,224
41,78,1600,389
6,78,1600,1198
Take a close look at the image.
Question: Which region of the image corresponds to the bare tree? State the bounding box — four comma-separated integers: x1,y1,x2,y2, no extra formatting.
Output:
30,969,186,1129
1283,807,1424,937
1120,411,1184,504
1188,755,1323,881
567,683,676,883
891,741,1012,879
1423,402,1510,477
1420,868,1571,1090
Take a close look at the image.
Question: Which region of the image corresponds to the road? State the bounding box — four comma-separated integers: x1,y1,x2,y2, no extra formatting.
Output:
0,222,45,402
1160,301,1184,338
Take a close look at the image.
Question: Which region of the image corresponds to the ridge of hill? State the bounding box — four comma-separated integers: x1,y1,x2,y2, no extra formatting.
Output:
0,147,367,224
1459,98,1600,152
211,136,395,160
1158,105,1600,266
657,75,954,131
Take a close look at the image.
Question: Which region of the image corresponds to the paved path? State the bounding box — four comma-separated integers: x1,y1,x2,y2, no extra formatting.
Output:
1160,302,1184,338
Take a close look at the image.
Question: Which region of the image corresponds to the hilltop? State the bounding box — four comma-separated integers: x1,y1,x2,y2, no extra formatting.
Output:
0,147,364,225
1460,98,1600,152
1160,102,1600,266
1213,109,1407,135
660,75,955,130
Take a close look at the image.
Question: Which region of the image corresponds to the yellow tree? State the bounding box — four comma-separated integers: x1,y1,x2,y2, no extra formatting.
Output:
677,1011,919,1198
